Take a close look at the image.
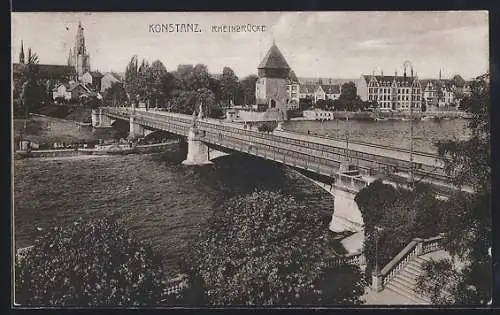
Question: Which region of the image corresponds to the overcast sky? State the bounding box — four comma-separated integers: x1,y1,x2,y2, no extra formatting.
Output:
11,11,489,80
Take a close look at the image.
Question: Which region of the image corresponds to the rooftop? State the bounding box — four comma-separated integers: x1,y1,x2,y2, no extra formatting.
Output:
258,42,290,70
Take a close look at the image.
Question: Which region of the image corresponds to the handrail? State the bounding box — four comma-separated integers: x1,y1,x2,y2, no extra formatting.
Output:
380,240,419,276
375,234,444,290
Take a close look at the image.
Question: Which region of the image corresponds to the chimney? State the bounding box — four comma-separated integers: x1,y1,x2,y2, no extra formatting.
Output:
439,69,442,81
411,66,414,78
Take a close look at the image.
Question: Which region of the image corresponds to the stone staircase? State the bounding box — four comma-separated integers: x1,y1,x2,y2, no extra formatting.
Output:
384,255,431,304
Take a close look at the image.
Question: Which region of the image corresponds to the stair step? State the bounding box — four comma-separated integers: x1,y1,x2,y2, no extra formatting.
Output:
391,274,418,289
402,265,423,279
385,281,431,304
406,263,424,275
414,256,431,264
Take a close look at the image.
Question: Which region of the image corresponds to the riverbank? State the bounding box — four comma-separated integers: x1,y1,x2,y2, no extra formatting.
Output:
14,140,180,159
290,110,471,121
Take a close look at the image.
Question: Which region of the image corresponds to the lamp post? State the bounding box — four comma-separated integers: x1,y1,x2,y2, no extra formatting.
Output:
375,225,381,275
372,225,384,292
403,60,414,189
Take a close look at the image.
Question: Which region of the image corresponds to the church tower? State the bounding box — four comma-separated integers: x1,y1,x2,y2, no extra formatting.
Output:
19,40,25,64
68,21,91,78
255,41,292,119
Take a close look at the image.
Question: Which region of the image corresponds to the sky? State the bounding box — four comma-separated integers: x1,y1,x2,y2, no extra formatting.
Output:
11,11,489,80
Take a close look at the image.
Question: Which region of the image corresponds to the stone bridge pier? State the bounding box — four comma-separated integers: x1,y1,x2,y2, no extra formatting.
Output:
91,109,115,128
182,124,212,165
329,187,364,233
128,115,147,139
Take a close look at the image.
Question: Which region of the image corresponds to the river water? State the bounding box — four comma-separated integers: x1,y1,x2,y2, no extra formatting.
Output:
283,119,471,154
13,149,337,276
13,119,470,276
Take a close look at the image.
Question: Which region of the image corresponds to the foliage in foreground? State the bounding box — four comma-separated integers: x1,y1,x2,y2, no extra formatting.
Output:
186,190,366,306
355,180,445,275
423,74,491,305
15,218,168,306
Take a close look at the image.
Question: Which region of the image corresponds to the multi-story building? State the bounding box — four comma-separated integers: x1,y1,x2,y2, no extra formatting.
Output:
285,70,300,109
298,84,317,100
357,70,422,111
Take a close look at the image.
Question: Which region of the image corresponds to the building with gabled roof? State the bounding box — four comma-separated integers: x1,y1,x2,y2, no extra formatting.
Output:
299,83,318,99
357,68,422,111
314,84,342,103
100,72,123,93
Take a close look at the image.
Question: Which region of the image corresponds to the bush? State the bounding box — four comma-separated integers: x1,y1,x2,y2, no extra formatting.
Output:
186,190,365,306
15,218,168,306
415,258,459,304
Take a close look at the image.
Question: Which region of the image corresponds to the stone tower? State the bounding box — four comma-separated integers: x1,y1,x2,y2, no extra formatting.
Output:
19,40,25,64
255,41,291,120
68,21,91,78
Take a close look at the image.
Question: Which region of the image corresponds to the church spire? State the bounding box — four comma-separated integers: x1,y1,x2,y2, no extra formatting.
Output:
75,20,86,55
19,40,25,64
68,48,72,66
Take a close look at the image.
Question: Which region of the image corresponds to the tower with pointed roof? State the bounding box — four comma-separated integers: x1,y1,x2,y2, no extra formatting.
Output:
19,40,25,64
255,41,294,119
68,21,91,79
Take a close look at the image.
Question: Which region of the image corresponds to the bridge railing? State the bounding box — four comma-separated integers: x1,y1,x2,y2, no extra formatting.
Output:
373,234,445,291
101,107,450,182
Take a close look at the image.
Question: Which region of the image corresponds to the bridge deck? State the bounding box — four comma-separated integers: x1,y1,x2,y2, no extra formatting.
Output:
102,107,454,186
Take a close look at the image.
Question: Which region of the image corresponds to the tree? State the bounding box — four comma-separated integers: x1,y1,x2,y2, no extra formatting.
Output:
337,82,363,111
160,72,179,109
355,180,443,276
15,218,168,306
103,82,127,107
148,60,168,107
208,76,222,105
124,55,140,105
451,74,466,88
220,66,240,106
19,48,44,118
240,75,258,105
339,82,357,103
190,64,211,91
299,96,314,110
415,259,459,304
137,59,151,106
186,190,365,306
421,74,491,305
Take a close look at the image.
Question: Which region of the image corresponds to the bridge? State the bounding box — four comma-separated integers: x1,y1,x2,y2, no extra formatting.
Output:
93,106,466,239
